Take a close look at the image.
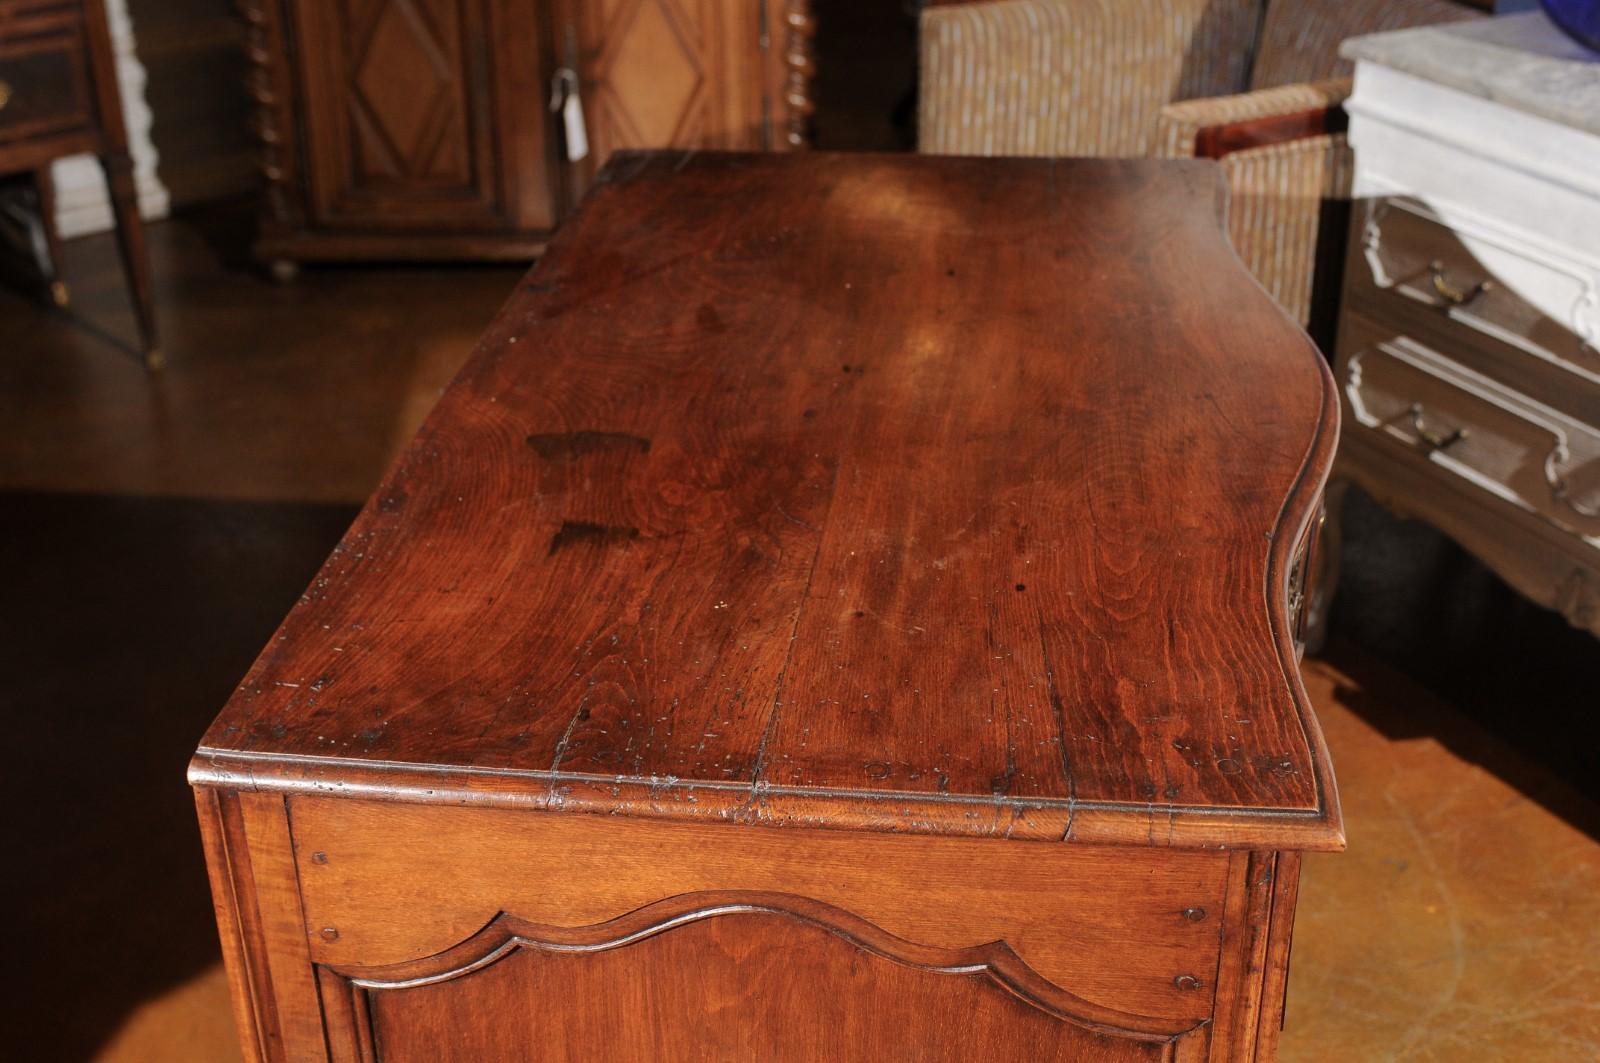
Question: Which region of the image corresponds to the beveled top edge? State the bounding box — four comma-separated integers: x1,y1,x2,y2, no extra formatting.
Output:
188,746,1346,850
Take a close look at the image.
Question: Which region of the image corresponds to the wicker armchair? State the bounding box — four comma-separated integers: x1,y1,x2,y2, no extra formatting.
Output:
919,0,1485,332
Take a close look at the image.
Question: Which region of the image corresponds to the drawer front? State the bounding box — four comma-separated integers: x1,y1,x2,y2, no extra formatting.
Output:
0,30,91,143
1352,197,1600,390
1339,319,1600,542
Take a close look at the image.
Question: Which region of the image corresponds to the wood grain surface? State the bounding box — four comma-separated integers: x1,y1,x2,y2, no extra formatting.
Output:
193,151,1340,849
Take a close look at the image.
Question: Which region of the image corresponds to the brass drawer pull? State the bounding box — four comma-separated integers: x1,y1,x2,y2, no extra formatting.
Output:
1428,260,1492,308
0,79,12,112
1545,441,1600,519
1409,403,1467,450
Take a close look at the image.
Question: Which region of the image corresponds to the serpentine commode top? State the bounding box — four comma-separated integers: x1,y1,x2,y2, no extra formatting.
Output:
193,151,1341,853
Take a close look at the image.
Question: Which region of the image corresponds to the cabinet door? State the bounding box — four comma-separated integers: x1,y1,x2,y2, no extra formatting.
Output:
559,0,810,181
289,0,558,231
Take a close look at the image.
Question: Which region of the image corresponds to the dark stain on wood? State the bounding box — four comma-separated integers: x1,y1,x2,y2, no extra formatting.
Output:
695,303,725,332
526,431,652,463
547,521,641,555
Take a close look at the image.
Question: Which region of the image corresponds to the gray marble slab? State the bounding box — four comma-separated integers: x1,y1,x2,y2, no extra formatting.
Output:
1342,12,1600,137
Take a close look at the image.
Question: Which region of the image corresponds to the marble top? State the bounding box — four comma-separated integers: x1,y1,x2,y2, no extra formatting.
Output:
1342,12,1600,138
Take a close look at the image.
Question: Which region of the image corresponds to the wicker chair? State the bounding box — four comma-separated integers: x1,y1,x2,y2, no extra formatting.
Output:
919,0,1485,333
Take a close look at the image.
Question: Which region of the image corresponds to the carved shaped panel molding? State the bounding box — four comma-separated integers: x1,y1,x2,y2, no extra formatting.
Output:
315,893,1200,1061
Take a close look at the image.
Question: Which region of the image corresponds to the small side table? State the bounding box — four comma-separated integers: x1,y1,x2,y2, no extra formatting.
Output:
0,0,160,369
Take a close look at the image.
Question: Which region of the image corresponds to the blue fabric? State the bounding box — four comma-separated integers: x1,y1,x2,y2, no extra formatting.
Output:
1541,0,1600,49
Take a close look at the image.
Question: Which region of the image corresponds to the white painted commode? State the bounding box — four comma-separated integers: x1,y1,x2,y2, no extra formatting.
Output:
1311,12,1600,642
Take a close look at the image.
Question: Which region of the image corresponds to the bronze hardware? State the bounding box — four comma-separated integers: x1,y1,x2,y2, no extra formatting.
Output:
0,79,12,112
1409,403,1467,450
1428,260,1492,308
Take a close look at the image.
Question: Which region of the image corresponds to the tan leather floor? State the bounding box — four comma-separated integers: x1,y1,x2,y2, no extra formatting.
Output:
1288,653,1600,1060
3,208,1595,1062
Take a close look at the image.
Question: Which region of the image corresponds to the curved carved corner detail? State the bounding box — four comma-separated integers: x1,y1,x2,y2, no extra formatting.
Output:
781,1,815,149
1543,437,1600,523
236,0,293,223
1573,281,1599,363
1555,567,1600,634
1361,205,1391,291
1285,506,1320,654
328,891,1196,1042
1262,314,1340,826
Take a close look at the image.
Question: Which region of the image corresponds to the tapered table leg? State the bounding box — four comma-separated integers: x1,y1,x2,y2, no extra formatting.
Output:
99,152,162,370
33,167,70,308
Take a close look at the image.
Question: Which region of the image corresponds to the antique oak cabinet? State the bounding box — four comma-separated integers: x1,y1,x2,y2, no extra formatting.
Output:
192,153,1342,1061
239,0,815,274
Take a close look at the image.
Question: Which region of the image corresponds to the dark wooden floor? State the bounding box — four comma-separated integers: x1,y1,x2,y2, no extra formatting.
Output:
0,204,524,1061
2,205,1597,1062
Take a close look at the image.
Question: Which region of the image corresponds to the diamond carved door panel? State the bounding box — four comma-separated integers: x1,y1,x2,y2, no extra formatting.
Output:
595,0,709,149
564,0,812,179
291,0,509,229
350,0,473,185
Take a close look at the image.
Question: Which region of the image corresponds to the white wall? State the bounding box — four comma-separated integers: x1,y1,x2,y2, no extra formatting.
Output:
51,0,168,238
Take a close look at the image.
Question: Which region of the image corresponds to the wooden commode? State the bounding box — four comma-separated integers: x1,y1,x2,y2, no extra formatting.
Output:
191,152,1342,1061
